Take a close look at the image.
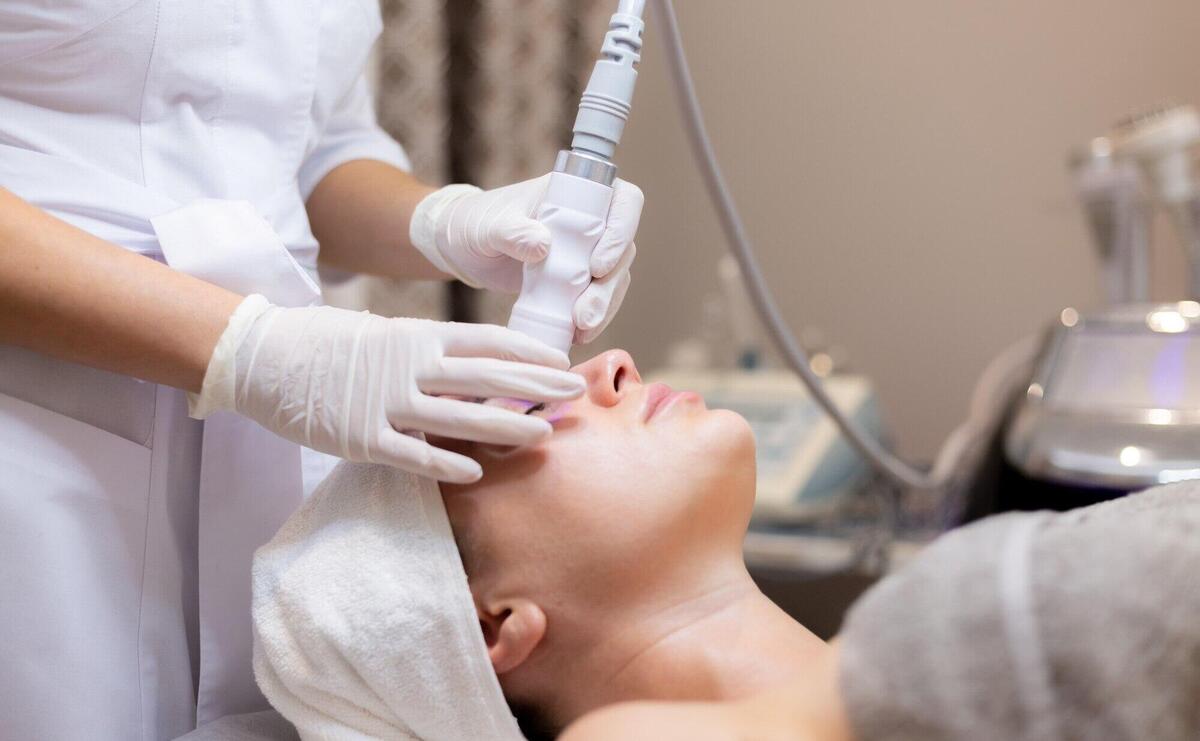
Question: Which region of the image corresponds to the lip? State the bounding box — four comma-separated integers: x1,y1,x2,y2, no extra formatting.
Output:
642,383,674,421
643,385,703,422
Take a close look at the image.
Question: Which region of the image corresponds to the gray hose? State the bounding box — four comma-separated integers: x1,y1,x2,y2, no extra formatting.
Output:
651,0,956,494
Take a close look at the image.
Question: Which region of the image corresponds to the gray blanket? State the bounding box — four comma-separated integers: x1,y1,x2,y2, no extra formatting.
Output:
840,482,1200,740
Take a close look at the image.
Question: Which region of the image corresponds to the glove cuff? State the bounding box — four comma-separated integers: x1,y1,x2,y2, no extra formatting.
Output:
409,184,483,284
188,293,274,419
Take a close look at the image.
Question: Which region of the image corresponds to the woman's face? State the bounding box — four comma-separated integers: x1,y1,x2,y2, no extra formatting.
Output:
442,349,757,605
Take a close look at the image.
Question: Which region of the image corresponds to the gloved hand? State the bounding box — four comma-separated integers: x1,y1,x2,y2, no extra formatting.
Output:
190,295,585,483
410,174,643,344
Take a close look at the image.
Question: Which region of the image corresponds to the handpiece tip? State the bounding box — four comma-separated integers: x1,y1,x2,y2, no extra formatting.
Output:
617,0,647,19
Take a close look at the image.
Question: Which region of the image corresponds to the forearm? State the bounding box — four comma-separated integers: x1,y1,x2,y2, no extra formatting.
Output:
0,187,243,393
306,159,446,281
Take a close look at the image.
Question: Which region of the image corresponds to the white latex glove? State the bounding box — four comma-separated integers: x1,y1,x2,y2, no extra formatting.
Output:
190,295,585,483
410,174,643,344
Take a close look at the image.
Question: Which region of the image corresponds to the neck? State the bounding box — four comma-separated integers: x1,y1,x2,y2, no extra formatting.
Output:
549,568,829,725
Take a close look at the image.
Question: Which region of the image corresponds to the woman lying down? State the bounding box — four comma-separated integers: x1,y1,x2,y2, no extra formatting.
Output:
187,350,1200,741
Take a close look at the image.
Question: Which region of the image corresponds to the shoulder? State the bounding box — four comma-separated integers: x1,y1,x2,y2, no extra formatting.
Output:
561,701,738,741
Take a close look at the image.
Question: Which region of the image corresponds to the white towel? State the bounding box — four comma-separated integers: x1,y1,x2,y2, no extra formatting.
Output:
251,461,525,741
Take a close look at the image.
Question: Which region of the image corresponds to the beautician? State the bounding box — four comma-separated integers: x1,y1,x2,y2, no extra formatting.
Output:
0,2,641,739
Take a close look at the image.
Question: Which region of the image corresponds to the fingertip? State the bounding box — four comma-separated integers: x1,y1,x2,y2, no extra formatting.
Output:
531,417,553,439
518,373,585,402
559,371,587,397
439,457,484,485
470,324,570,369
538,366,586,396
495,219,552,263
494,416,553,449
513,340,571,370
589,246,619,278
518,221,552,262
573,293,606,332
522,243,550,263
574,324,603,345
537,346,572,371
411,437,484,484
590,239,636,278
519,230,551,263
615,178,645,208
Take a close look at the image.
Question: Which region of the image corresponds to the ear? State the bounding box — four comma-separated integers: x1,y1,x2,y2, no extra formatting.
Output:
477,598,547,675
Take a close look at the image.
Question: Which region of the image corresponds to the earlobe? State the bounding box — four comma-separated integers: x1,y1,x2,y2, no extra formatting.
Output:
478,599,547,674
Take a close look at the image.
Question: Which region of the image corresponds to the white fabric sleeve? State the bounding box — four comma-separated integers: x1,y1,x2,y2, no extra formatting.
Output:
297,72,411,200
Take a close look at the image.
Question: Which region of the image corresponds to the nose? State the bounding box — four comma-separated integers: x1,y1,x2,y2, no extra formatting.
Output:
572,349,641,407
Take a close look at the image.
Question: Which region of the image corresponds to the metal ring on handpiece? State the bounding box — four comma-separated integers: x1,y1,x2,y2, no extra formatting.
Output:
554,150,617,186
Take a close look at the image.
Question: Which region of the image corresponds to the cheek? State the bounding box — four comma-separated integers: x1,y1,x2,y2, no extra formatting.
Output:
658,410,757,533
535,409,756,517
472,410,757,568
662,409,755,482
466,420,647,520
527,424,683,552
536,421,671,502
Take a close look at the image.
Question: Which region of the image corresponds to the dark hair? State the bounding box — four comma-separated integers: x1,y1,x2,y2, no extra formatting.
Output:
508,699,561,741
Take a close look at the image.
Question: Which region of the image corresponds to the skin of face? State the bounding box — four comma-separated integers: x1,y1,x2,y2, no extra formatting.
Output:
444,347,757,595
440,349,758,705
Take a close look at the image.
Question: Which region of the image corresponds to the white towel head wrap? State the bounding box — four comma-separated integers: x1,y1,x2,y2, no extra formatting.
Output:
251,461,525,741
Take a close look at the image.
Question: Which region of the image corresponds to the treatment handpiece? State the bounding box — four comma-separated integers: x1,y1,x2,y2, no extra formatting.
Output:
506,0,646,354
515,0,964,501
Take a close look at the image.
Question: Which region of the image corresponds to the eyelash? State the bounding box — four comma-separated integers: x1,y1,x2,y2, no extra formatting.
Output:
524,403,547,415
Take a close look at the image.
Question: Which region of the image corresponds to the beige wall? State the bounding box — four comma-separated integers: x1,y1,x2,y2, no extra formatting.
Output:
587,1,1200,458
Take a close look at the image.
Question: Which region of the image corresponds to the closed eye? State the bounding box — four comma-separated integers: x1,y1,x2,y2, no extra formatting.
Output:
478,397,547,415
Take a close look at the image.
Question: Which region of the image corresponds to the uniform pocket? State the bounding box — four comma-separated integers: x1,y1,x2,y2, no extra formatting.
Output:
0,345,156,446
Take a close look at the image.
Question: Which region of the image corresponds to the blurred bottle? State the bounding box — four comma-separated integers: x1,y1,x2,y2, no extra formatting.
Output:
1070,136,1151,305
1109,104,1200,298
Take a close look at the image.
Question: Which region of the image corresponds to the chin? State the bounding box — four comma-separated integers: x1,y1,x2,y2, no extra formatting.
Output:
688,408,758,533
686,408,756,488
710,409,756,461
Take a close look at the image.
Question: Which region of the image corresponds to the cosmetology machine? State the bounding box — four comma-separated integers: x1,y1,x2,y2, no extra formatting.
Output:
1001,106,1200,509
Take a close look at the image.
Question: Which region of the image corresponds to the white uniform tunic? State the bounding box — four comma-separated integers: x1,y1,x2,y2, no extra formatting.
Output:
0,2,407,739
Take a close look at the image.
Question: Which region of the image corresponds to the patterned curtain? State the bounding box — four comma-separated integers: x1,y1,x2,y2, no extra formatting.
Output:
326,0,609,322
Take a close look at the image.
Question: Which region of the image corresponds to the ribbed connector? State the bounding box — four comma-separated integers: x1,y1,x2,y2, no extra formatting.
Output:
600,9,644,66
569,8,645,161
